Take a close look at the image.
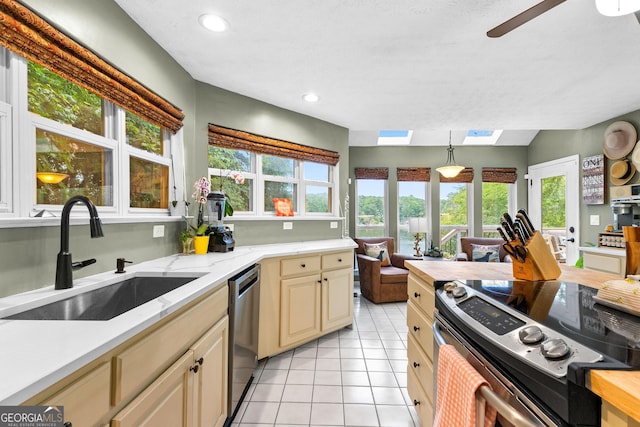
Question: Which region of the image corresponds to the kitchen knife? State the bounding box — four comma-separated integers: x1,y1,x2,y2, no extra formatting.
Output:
501,218,516,241
497,226,510,243
516,211,534,237
517,209,536,233
503,212,516,230
515,220,530,242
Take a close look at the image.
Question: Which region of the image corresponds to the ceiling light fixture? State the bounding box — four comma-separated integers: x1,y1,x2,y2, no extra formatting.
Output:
595,0,640,16
302,93,319,103
436,131,465,178
199,14,229,32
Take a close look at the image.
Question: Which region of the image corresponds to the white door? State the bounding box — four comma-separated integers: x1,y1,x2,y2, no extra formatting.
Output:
528,155,580,265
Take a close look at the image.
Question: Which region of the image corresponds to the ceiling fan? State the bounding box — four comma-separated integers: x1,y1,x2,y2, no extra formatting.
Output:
487,0,566,38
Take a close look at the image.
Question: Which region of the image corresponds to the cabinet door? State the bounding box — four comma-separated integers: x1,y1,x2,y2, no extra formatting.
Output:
321,268,353,331
38,362,111,427
280,274,321,347
191,316,229,427
111,351,194,427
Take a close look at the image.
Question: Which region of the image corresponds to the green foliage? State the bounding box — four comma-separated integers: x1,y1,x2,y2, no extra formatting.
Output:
398,195,426,222
28,61,103,135
440,184,467,225
125,111,163,154
306,192,329,213
541,175,566,228
482,182,509,225
357,195,384,225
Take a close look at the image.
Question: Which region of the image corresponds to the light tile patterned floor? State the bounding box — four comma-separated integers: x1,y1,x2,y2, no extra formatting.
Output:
231,287,419,427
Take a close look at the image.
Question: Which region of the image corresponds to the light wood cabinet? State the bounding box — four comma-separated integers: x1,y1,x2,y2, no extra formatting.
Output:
581,247,626,276
406,272,436,427
111,351,194,427
36,362,111,427
259,250,354,358
24,285,229,427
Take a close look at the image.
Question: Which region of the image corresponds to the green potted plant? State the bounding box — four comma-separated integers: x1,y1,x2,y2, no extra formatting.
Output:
191,223,210,255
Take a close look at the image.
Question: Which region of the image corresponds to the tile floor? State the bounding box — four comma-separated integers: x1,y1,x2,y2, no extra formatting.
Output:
231,286,419,427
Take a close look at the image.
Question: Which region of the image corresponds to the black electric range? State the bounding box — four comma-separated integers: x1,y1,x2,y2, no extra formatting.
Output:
434,279,638,426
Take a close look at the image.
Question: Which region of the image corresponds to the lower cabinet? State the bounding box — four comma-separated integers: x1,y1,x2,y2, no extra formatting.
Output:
112,316,229,427
260,250,354,358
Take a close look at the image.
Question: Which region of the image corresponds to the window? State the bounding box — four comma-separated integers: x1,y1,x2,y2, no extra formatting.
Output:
398,181,428,255
481,167,517,237
440,182,470,258
356,179,387,237
0,50,180,217
207,146,335,216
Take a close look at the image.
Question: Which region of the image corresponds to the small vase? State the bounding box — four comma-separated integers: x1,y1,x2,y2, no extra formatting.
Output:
181,238,193,255
193,235,210,255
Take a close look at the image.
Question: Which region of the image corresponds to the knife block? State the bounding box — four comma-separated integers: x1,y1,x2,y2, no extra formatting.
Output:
511,231,561,281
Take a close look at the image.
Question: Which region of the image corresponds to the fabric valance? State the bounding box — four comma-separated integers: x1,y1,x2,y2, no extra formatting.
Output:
208,123,340,166
354,167,389,180
397,167,430,182
0,0,184,133
439,168,474,183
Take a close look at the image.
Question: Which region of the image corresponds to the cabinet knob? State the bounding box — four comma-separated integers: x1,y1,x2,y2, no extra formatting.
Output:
324,277,328,282
317,280,322,284
196,357,204,366
413,361,420,368
413,325,420,332
413,399,421,406
64,423,72,427
190,364,200,373
301,263,306,268
414,292,421,298
338,258,342,262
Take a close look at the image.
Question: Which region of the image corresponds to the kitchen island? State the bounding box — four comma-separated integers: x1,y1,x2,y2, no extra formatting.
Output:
404,260,640,427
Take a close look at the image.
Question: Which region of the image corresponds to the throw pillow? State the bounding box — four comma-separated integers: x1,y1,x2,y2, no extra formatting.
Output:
273,198,294,216
364,242,391,267
471,244,501,263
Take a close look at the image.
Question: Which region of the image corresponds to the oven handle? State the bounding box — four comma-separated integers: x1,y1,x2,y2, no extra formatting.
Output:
433,321,538,427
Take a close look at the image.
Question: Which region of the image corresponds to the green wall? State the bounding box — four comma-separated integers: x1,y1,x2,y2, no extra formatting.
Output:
0,0,347,297
348,145,529,243
528,111,640,246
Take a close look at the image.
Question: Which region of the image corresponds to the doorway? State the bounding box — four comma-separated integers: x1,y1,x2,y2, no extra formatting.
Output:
528,155,580,265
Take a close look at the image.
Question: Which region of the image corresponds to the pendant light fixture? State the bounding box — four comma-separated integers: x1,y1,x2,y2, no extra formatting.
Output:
595,0,640,16
436,131,465,178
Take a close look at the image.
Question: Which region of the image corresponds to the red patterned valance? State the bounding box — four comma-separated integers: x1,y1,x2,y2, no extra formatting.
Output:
482,167,517,184
0,0,184,133
397,167,430,182
354,167,389,180
208,123,339,166
439,168,474,183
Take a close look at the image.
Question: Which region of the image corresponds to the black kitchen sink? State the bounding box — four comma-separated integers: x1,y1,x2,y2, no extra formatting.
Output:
3,275,199,321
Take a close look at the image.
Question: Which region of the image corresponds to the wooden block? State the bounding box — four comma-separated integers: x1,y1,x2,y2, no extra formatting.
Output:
511,232,561,281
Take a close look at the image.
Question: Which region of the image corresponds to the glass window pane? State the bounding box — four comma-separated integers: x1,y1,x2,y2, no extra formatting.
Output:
208,146,252,172
306,185,331,213
36,129,112,206
130,157,169,208
263,155,294,178
304,162,329,182
398,181,427,255
356,179,386,237
440,182,468,258
482,182,509,238
210,174,253,213
265,181,296,212
28,61,104,136
125,111,163,155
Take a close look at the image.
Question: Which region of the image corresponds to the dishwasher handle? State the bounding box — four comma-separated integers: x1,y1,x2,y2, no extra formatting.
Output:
229,264,260,296
433,321,538,427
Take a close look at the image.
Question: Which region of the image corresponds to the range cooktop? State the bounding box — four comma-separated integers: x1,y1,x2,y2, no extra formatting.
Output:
457,279,640,368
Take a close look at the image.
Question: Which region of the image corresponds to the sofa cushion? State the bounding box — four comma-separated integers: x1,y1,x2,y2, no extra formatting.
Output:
471,244,501,262
364,242,391,266
379,266,410,284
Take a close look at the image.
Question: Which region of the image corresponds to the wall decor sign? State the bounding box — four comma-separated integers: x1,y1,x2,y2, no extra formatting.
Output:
583,154,605,205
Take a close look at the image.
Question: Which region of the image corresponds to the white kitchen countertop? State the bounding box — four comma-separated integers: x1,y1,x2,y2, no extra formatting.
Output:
0,238,356,404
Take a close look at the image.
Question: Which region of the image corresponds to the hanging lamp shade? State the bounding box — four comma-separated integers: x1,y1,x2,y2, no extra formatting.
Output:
436,131,465,178
595,0,640,16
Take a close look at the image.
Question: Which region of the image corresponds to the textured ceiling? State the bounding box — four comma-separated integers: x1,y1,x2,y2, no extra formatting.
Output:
115,0,640,146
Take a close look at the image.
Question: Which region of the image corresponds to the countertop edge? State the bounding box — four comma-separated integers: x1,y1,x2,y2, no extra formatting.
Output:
0,238,356,404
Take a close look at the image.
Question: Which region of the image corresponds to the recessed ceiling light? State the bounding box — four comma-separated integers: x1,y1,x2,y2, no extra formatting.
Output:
199,14,229,32
302,93,319,103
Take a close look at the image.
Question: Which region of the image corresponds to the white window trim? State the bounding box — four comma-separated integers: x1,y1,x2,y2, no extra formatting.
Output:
0,50,186,223
355,178,388,237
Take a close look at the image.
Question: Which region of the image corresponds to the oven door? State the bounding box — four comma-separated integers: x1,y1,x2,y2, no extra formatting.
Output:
433,313,559,427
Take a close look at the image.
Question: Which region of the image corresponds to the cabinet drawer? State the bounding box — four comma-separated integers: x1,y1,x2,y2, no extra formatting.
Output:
583,252,624,276
407,275,435,319
407,301,434,358
113,285,228,406
38,362,111,427
281,255,321,277
407,367,434,426
321,251,353,270
407,334,434,404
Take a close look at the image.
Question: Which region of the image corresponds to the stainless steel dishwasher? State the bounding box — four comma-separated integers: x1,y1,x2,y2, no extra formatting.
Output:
225,264,260,426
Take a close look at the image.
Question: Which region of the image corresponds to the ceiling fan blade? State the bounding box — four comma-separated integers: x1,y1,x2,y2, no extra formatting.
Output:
487,0,566,38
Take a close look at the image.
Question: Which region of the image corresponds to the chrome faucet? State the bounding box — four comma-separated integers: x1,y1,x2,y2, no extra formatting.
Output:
55,195,104,290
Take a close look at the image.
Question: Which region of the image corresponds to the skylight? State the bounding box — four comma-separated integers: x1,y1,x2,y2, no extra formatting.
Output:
463,129,503,145
377,130,413,145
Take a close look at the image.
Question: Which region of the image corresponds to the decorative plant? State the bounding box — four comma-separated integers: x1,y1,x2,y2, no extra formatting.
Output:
192,176,211,226
214,170,245,217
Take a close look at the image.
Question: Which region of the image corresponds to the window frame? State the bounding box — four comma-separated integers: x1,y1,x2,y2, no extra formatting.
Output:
397,180,430,255
1,49,184,220
355,178,388,238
